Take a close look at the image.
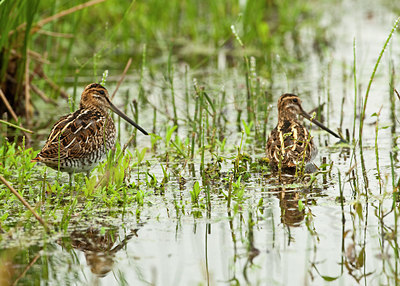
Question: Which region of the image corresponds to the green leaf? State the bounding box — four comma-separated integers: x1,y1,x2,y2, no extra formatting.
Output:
298,200,305,211
165,125,178,146
136,147,147,163
171,141,187,158
356,246,365,268
190,181,201,203
0,212,8,221
241,120,254,136
321,275,340,281
355,201,364,221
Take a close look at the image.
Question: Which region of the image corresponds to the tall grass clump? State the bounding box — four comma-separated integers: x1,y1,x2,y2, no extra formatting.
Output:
358,17,399,189
0,0,40,119
358,17,399,146
0,0,106,137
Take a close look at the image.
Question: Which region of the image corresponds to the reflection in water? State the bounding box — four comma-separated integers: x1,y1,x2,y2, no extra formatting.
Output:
342,221,374,282
11,252,41,286
225,209,260,285
242,211,260,284
0,246,47,285
59,226,138,277
278,190,305,227
0,226,138,285
0,249,16,286
267,175,319,227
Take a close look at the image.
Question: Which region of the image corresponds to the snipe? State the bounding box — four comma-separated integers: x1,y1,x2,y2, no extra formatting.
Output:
32,83,148,183
266,93,341,171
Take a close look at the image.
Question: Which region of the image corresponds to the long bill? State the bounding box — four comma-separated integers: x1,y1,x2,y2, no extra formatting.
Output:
300,108,341,139
107,100,149,135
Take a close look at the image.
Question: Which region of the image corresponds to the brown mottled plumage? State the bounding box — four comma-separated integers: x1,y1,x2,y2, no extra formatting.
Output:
266,94,340,171
32,83,148,183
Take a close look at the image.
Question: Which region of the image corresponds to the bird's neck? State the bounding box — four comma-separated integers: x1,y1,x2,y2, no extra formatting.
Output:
278,111,299,125
80,104,109,116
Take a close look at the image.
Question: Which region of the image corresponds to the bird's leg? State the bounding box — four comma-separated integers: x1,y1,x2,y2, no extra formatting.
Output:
83,170,92,186
68,173,73,187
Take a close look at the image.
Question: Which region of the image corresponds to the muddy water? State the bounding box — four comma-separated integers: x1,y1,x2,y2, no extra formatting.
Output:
6,0,400,285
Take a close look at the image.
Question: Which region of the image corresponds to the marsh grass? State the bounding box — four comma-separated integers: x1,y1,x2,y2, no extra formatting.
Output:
0,140,150,233
3,1,400,285
0,0,106,127
352,38,358,141
0,0,320,134
358,16,400,172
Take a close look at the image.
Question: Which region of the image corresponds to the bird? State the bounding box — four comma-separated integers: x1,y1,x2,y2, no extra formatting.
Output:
266,93,341,171
32,83,148,184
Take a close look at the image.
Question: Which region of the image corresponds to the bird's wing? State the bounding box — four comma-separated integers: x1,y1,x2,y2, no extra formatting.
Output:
36,109,109,162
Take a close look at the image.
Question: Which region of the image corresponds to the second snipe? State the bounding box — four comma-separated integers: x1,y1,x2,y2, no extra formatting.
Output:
32,83,148,183
266,93,342,172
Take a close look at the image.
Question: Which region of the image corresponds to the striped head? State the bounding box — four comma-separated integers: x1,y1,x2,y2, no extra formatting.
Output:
80,83,111,112
277,94,304,121
80,83,149,135
277,93,341,139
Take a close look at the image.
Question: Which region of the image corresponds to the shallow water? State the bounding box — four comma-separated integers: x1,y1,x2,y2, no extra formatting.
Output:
2,0,400,285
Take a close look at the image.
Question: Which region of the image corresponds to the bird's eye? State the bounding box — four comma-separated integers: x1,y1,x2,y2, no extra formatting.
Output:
98,90,105,95
293,98,298,103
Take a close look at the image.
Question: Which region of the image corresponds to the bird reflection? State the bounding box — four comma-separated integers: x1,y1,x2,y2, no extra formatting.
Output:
267,175,318,227
59,226,138,277
278,189,305,227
